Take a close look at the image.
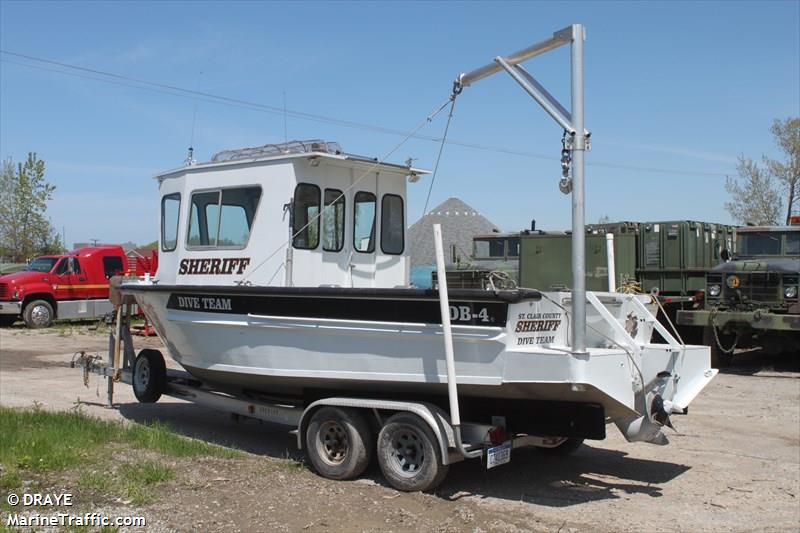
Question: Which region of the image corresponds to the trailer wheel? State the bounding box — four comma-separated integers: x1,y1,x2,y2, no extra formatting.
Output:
377,413,448,492
536,438,584,455
132,349,166,403
305,407,372,481
23,299,53,328
703,326,732,368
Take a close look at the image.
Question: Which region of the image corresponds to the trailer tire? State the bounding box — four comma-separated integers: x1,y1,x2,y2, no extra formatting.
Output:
23,299,53,328
132,349,166,403
536,438,584,455
377,413,448,492
703,326,732,368
305,407,373,481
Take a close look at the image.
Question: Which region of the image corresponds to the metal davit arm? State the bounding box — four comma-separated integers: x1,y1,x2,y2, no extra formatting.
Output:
453,24,589,354
457,26,573,88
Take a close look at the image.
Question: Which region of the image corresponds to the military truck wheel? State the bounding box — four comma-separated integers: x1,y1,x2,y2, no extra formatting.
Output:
23,299,54,328
703,326,732,368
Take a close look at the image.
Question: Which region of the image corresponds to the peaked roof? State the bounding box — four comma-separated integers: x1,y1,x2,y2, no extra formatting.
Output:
408,197,501,267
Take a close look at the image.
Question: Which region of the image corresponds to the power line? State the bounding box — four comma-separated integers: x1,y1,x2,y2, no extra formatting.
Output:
0,49,734,178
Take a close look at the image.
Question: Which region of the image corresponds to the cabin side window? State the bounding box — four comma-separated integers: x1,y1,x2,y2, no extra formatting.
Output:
353,191,376,253
292,183,321,250
161,193,181,252
380,194,404,255
323,189,345,252
187,187,262,249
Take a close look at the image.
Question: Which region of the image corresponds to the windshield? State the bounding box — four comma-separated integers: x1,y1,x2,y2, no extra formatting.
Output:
787,232,799,255
25,257,58,272
737,232,797,256
474,239,506,258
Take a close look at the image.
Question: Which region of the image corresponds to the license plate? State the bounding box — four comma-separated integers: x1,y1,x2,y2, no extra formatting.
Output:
486,441,512,469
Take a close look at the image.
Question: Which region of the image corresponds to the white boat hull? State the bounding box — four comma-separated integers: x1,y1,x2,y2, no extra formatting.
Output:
125,283,716,443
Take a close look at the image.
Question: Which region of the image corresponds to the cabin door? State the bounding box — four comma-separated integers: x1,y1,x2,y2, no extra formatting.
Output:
348,191,377,287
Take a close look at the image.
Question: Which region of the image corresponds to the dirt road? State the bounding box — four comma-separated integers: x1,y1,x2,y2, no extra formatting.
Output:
1,325,798,532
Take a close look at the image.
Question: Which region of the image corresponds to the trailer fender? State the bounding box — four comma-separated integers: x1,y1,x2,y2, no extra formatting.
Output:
298,398,458,465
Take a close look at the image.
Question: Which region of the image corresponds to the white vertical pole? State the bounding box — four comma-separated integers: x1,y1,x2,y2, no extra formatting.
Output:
606,232,616,292
570,24,587,354
433,223,461,427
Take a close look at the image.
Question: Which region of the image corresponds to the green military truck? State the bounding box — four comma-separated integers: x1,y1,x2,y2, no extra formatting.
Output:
435,232,521,290
676,222,800,367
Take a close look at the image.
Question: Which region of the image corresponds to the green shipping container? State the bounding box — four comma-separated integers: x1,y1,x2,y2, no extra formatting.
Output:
519,221,736,296
519,232,637,291
638,221,735,295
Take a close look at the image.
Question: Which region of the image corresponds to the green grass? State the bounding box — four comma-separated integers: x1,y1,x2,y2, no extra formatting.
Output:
0,406,241,506
79,461,175,505
0,406,239,471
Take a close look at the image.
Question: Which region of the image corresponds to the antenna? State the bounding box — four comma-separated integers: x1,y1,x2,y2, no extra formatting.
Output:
283,90,288,146
186,71,202,166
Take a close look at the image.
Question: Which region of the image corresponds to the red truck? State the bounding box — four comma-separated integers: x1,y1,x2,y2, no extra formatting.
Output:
0,246,156,328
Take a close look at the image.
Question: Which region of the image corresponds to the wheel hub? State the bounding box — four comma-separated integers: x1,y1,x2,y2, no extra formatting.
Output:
30,305,51,326
134,360,151,390
318,421,349,465
390,429,424,476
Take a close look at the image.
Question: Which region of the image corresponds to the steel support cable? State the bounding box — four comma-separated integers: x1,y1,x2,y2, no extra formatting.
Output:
238,96,456,283
0,51,734,178
421,94,458,219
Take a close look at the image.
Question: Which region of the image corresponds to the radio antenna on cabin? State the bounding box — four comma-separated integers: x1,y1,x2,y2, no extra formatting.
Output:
185,71,203,166
283,90,288,147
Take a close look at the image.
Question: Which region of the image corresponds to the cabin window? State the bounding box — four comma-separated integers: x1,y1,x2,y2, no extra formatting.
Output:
323,189,345,252
380,194,404,255
161,193,181,252
187,187,262,249
219,188,261,246
353,191,376,253
102,256,124,278
292,184,321,249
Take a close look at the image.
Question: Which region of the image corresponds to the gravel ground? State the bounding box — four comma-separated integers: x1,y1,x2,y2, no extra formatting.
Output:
1,325,798,532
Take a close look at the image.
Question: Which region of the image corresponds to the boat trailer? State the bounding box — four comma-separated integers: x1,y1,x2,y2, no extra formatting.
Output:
73,24,714,492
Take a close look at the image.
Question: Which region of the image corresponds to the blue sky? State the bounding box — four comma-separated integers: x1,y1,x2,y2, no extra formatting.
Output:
1,1,798,248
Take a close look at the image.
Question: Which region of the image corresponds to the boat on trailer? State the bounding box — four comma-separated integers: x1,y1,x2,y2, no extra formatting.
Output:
108,25,716,492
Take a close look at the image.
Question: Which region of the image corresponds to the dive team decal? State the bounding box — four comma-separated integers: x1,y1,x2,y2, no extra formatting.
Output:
167,293,507,326
174,295,233,311
178,257,251,275
514,311,563,346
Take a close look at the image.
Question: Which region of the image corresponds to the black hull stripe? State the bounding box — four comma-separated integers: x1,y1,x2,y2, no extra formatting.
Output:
164,292,509,326
123,283,540,303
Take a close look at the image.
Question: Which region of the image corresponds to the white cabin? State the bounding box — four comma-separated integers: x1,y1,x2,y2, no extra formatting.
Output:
154,140,429,288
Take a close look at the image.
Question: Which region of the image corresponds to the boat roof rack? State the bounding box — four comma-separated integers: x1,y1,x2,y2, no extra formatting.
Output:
211,139,343,163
